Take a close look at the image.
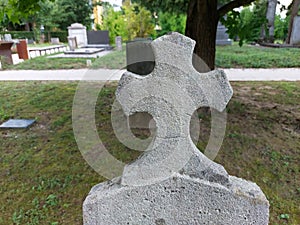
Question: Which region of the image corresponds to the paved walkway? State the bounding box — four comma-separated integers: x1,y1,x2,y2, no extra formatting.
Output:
0,68,299,81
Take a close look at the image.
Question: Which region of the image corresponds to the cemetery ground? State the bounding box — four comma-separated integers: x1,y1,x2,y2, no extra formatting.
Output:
0,81,299,224
2,43,300,70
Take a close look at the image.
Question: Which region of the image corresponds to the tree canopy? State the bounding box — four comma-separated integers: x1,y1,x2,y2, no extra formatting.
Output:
133,0,257,69
0,0,52,23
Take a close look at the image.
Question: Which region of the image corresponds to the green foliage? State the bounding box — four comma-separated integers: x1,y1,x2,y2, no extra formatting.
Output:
274,15,289,41
100,3,155,42
0,31,34,39
100,7,127,43
45,31,68,42
132,0,189,14
51,0,93,30
221,1,268,45
0,31,67,42
157,12,186,36
0,0,53,24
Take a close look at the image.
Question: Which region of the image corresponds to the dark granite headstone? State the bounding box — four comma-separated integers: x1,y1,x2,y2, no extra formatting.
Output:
126,38,155,76
0,119,35,128
216,21,232,46
87,31,110,45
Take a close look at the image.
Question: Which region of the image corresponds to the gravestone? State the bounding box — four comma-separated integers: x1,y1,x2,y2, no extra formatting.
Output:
50,37,60,45
68,23,87,47
291,16,300,45
4,34,12,42
67,36,78,51
126,38,155,75
86,30,113,50
0,119,35,128
83,32,269,225
87,30,110,45
216,21,232,46
0,41,14,64
115,36,122,51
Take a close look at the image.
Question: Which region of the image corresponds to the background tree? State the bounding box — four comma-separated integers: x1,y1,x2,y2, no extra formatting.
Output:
100,2,155,42
222,1,267,45
286,0,300,44
265,0,278,42
133,0,257,70
157,12,186,36
0,0,53,24
52,0,93,30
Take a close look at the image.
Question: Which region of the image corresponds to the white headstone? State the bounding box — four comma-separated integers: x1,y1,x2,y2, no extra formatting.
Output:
83,32,269,225
50,37,60,45
115,36,122,51
67,23,87,47
4,34,12,42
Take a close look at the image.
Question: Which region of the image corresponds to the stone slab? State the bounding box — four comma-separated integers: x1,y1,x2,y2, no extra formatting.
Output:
84,173,269,225
64,48,104,55
87,30,110,45
0,119,35,128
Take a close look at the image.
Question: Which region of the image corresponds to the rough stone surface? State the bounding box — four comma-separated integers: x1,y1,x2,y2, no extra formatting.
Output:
84,174,269,225
83,32,269,225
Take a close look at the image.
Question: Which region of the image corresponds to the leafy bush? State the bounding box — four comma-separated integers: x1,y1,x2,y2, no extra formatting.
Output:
0,31,35,40
0,31,67,43
156,12,186,36
45,31,68,43
100,2,155,43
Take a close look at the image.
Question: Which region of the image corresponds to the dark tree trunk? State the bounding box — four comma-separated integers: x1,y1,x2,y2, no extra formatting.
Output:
185,0,219,72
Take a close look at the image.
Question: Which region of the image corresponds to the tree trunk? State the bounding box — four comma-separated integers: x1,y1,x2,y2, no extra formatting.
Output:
286,0,300,44
185,0,218,72
266,0,277,43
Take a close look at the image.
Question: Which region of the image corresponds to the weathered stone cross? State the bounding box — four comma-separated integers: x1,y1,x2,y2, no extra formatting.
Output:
116,32,233,186
83,33,269,225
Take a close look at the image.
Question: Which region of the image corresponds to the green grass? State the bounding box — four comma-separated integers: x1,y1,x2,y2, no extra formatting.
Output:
91,49,126,69
4,56,93,70
216,43,300,68
4,42,300,70
0,81,299,224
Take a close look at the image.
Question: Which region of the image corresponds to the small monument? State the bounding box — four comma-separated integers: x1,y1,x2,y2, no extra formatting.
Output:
216,21,232,46
68,23,88,47
115,36,122,51
83,33,269,224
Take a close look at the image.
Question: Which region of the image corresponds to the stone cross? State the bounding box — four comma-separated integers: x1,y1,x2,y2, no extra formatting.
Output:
83,32,269,225
116,32,233,186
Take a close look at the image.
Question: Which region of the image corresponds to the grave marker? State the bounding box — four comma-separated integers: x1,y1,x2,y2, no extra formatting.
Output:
83,32,269,225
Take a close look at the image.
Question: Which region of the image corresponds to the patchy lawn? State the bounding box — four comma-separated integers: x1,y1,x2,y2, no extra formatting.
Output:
0,81,299,224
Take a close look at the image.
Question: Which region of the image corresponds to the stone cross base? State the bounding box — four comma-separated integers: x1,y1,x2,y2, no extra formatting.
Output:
83,173,269,225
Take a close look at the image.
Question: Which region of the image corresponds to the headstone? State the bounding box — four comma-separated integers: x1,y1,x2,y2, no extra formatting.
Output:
83,33,269,225
291,16,300,45
67,36,78,51
126,38,155,75
0,41,14,64
0,119,35,128
87,30,110,45
216,21,232,46
50,37,60,45
4,34,12,42
115,36,122,51
67,23,88,47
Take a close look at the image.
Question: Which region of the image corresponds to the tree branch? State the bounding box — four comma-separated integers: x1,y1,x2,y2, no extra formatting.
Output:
218,0,255,17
